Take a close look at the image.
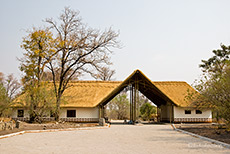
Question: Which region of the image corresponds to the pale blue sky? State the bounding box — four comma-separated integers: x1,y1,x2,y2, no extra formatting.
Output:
1,0,230,84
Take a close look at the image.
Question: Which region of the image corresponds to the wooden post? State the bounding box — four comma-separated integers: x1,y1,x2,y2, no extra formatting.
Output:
169,103,172,123
172,104,174,123
102,106,105,118
134,83,136,122
130,85,133,122
99,105,104,119
99,106,101,119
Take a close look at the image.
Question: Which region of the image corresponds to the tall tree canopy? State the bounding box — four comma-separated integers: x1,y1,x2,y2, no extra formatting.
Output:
19,28,56,122
0,73,20,117
193,44,230,128
20,28,56,84
106,92,129,120
140,102,156,121
199,44,230,76
20,7,120,121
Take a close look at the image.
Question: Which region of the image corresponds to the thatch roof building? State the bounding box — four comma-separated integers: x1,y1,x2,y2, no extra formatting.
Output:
11,70,212,123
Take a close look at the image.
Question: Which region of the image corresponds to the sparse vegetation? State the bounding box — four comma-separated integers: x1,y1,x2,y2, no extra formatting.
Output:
192,44,230,129
0,73,20,117
19,7,120,121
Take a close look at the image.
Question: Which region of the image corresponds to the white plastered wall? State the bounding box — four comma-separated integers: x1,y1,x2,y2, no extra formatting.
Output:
160,102,173,121
60,107,99,118
174,106,212,118
11,108,30,118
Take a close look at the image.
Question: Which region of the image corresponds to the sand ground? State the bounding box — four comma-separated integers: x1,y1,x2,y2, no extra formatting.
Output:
0,124,229,154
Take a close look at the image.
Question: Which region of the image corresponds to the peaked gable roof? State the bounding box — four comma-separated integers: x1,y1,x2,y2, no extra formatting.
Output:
153,81,196,107
61,81,121,107
14,70,197,108
98,70,196,107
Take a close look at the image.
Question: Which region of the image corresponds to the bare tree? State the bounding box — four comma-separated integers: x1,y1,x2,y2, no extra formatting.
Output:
0,73,21,101
0,72,4,82
5,74,21,100
0,73,21,117
45,7,120,120
92,67,116,81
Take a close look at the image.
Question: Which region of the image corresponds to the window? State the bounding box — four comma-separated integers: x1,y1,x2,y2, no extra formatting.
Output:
17,109,24,117
50,111,55,117
196,110,202,114
185,110,191,114
67,110,76,117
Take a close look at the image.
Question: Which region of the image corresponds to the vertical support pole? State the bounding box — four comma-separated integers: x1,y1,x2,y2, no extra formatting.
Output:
169,104,172,123
102,106,105,118
130,77,139,124
130,85,133,122
134,85,136,122
156,107,158,122
172,104,174,123
133,81,136,122
99,106,101,119
136,81,139,121
99,105,105,119
133,76,139,123
159,107,162,122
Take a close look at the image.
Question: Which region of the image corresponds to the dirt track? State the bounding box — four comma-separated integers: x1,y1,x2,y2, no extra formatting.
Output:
0,124,229,154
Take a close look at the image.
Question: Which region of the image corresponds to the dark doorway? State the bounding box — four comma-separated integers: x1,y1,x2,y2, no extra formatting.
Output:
17,109,24,117
67,110,76,117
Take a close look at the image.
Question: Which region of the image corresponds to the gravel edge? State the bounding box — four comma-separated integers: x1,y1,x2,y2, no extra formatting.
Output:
0,125,109,140
171,124,230,149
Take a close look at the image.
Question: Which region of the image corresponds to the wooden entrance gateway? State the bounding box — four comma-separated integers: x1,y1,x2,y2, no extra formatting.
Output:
98,70,176,123
12,69,211,123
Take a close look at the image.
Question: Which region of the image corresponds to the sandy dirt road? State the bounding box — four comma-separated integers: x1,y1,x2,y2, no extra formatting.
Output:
0,124,229,154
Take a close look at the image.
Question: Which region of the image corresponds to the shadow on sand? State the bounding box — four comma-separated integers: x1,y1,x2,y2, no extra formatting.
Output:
109,120,168,125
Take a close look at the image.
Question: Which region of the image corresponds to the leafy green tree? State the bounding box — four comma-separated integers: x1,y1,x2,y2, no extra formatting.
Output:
193,44,230,128
23,83,56,123
19,28,56,122
20,8,120,121
106,92,129,120
0,81,9,117
20,28,56,84
194,65,230,126
199,44,230,77
140,102,156,121
136,93,150,117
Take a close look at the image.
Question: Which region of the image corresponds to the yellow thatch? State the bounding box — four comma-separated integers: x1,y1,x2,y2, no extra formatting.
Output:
153,81,196,107
61,81,121,107
98,70,197,107
13,70,197,108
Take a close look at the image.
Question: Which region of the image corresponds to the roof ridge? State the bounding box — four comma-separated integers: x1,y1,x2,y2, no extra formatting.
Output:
152,81,187,83
68,80,123,83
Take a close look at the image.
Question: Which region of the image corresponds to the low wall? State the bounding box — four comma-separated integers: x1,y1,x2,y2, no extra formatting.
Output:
60,118,99,123
12,117,56,122
174,118,212,123
12,117,29,122
0,121,14,130
12,117,99,123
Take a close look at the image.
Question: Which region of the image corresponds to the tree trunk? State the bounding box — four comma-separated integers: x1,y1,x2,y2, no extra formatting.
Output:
55,95,61,121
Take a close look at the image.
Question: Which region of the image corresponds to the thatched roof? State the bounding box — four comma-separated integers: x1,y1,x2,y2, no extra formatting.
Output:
61,81,121,107
153,81,196,107
98,70,196,107
14,70,197,108
59,79,196,108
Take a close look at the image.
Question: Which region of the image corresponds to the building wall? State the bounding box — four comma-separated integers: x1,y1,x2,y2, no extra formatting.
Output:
12,108,30,119
60,107,99,118
160,102,173,122
174,106,212,122
12,107,99,122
